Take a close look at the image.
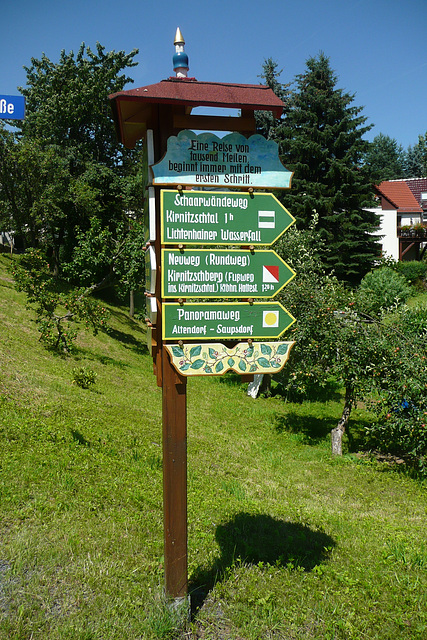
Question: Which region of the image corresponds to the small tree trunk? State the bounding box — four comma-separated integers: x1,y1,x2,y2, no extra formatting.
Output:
260,373,272,397
331,385,353,456
129,289,135,318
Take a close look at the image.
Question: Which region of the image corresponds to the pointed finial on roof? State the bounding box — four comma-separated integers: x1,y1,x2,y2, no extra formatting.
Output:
173,28,189,78
174,27,185,45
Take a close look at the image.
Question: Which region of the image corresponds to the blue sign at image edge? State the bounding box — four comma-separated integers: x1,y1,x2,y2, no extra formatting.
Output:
0,95,25,120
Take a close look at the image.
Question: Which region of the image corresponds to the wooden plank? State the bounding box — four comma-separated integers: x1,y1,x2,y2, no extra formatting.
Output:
173,113,256,132
162,346,188,598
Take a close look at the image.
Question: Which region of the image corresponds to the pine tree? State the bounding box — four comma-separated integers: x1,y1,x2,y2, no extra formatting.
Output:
255,58,290,140
417,132,427,176
404,143,424,178
277,53,380,284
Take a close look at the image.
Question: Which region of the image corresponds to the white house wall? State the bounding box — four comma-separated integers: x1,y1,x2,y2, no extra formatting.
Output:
367,207,399,261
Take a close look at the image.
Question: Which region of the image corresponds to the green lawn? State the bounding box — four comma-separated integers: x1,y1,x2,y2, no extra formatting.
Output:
0,254,426,639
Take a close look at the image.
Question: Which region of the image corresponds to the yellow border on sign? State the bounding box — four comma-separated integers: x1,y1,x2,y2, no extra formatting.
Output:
161,248,295,299
162,301,296,341
160,189,295,246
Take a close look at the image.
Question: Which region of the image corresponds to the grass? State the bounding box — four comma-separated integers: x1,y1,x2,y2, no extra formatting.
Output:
0,253,426,639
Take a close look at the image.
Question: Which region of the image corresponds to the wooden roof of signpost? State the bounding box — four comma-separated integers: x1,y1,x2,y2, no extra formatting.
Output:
109,78,285,148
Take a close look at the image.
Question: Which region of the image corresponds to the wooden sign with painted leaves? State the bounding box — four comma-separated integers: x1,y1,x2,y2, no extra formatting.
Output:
165,341,295,376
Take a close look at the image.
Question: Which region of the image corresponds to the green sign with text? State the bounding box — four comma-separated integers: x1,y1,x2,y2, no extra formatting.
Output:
161,249,295,298
161,189,295,246
162,301,295,341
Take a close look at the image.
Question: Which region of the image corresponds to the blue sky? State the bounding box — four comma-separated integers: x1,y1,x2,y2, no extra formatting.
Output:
1,0,426,148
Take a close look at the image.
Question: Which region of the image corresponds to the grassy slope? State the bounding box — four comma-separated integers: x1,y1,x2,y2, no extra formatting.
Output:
0,254,426,640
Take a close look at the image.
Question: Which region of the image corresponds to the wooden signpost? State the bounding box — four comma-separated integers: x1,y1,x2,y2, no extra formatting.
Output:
109,30,296,607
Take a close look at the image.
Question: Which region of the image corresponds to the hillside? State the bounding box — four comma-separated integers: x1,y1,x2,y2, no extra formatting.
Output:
0,254,426,640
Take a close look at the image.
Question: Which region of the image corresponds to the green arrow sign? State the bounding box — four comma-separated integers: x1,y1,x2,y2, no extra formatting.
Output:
162,302,295,340
161,190,295,246
161,249,295,298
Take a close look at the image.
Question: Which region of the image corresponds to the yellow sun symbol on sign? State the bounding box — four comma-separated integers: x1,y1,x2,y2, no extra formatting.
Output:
262,311,279,327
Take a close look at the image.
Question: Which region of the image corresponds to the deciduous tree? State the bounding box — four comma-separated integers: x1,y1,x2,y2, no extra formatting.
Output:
1,44,143,280
362,133,406,182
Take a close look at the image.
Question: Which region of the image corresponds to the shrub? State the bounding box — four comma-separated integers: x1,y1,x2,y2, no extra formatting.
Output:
72,366,97,389
11,249,110,353
357,267,412,316
395,261,427,287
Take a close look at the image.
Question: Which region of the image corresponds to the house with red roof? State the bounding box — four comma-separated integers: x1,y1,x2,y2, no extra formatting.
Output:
371,178,427,261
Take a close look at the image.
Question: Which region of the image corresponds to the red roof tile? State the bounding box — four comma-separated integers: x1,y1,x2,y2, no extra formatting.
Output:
375,180,422,212
109,78,285,115
405,178,427,204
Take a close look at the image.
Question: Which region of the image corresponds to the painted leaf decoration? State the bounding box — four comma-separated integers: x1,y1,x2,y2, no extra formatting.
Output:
270,361,281,368
246,347,254,357
180,363,190,371
204,366,212,373
228,358,235,367
209,348,217,359
172,346,185,357
190,359,205,369
250,364,258,372
276,344,289,355
261,344,272,356
238,359,247,372
256,357,270,368
215,361,224,373
190,345,202,358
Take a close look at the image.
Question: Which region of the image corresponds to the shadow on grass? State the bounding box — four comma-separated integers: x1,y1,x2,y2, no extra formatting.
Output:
106,327,148,355
70,429,91,446
189,512,335,614
274,412,373,450
105,308,149,355
274,412,335,444
218,371,246,387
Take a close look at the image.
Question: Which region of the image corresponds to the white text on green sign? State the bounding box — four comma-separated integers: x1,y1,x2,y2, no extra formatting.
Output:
151,131,293,189
161,190,295,246
161,249,295,298
162,302,295,341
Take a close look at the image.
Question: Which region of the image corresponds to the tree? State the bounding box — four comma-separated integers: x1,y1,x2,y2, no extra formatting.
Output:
417,132,427,175
403,143,424,178
277,53,380,284
1,44,142,278
0,130,99,267
362,133,406,182
62,215,146,312
12,249,110,353
275,225,427,466
255,58,290,140
364,303,427,473
17,43,138,167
